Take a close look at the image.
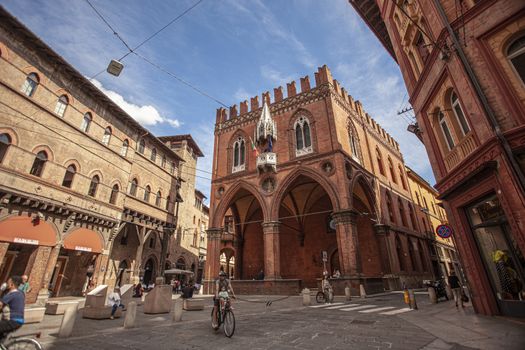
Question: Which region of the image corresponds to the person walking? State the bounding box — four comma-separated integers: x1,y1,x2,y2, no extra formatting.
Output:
448,271,464,308
108,287,125,320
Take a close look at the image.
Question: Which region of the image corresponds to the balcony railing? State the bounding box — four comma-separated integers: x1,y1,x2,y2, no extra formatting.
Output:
444,133,476,171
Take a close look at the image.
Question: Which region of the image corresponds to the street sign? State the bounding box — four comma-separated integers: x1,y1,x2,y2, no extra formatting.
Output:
436,224,453,239
322,251,328,262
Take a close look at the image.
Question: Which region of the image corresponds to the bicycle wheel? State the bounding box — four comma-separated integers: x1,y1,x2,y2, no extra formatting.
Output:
223,309,235,338
315,291,325,303
5,338,42,350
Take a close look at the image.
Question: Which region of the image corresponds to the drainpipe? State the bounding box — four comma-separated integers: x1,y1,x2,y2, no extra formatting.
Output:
433,0,525,195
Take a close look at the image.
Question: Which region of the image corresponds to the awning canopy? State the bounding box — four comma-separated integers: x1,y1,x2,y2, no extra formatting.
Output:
164,269,194,275
0,215,57,246
63,228,104,254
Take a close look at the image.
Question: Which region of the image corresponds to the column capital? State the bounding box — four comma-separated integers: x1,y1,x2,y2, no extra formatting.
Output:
261,221,280,233
332,209,359,225
374,224,391,236
206,228,223,240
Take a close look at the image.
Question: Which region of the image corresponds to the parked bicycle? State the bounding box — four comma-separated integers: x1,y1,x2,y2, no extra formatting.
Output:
211,296,236,337
0,331,43,350
315,290,333,304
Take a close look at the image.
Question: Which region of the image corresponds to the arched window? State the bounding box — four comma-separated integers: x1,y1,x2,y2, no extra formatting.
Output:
376,148,385,175
138,139,145,154
386,192,396,224
144,185,151,202
396,235,405,271
61,164,76,188
439,111,455,150
415,31,429,63
170,161,176,174
0,133,12,163
294,116,312,156
88,175,100,197
232,137,245,173
81,113,92,132
166,195,171,211
110,184,119,204
349,127,360,161
408,239,417,271
388,157,397,183
423,197,429,210
408,204,417,230
21,73,39,97
415,191,421,206
422,217,428,232
30,151,47,177
398,198,407,227
418,240,427,271
130,178,138,196
102,127,112,146
507,35,525,85
161,156,166,168
450,92,470,135
120,140,129,157
150,148,157,162
54,95,69,117
155,191,162,207
398,166,407,190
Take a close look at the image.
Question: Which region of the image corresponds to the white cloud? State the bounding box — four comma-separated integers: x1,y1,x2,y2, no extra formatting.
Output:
233,88,252,102
260,65,295,86
90,79,181,128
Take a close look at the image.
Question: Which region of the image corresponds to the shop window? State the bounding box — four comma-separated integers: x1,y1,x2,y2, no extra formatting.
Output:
21,73,39,97
30,151,47,177
507,35,525,85
110,184,119,204
88,175,100,197
61,164,76,188
54,95,69,117
294,116,312,156
0,133,12,163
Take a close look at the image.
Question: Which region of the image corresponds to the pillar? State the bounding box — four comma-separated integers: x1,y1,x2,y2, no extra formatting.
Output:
374,224,392,274
262,221,281,279
0,242,9,266
159,228,174,276
94,252,109,286
36,244,61,306
333,210,359,277
25,245,52,304
133,226,146,280
204,228,222,292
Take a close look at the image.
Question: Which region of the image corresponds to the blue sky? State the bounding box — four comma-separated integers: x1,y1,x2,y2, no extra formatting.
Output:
2,0,434,202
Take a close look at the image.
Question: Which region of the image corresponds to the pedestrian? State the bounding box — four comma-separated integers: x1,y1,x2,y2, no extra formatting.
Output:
18,275,30,294
447,271,464,308
0,276,25,338
133,282,143,298
322,272,333,304
108,287,125,320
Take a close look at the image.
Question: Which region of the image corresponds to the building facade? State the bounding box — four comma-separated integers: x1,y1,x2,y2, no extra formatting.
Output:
349,0,525,316
205,65,435,295
0,7,207,305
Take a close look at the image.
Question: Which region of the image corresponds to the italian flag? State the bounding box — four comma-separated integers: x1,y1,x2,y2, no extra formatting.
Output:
250,137,259,157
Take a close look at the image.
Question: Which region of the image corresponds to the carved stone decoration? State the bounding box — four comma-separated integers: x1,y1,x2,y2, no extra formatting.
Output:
217,186,225,198
261,176,276,194
321,161,335,176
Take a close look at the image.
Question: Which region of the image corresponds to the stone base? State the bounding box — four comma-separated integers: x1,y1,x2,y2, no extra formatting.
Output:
45,300,83,315
82,306,122,319
24,306,46,323
143,285,172,314
204,279,302,295
183,298,205,311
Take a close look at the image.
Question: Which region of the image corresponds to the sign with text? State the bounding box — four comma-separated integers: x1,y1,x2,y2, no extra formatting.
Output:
14,237,39,245
75,246,93,252
322,250,328,262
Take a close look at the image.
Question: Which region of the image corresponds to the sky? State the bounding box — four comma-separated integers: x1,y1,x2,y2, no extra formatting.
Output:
1,0,435,202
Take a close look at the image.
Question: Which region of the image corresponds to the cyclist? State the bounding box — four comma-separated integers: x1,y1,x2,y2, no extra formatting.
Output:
321,272,333,304
212,271,235,329
0,276,25,339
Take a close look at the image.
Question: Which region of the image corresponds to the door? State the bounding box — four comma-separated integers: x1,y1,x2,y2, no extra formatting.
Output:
50,257,68,297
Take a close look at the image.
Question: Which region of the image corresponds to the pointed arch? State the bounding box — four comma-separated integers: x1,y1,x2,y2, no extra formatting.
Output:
348,172,378,217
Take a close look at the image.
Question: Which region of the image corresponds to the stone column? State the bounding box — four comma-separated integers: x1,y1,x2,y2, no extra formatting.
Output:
133,226,146,279
0,242,9,266
25,245,52,304
333,210,359,277
204,228,222,294
94,252,109,286
36,244,62,306
374,224,392,274
262,221,281,280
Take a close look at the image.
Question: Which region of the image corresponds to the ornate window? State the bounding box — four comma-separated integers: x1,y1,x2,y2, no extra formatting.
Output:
130,178,138,196
0,133,12,163
294,116,312,156
386,192,396,224
348,126,360,162
396,235,405,271
88,175,100,197
376,148,385,176
450,92,470,135
388,157,397,184
110,184,119,204
166,195,171,211
151,148,157,162
102,127,112,146
81,113,92,132
398,165,407,190
21,73,39,97
507,35,525,85
232,137,245,173
161,156,166,168
408,204,417,229
54,95,69,117
438,111,455,150
415,31,429,64
398,198,407,227
30,151,47,177
120,139,129,157
155,191,162,207
138,139,145,154
61,164,76,188
144,185,151,202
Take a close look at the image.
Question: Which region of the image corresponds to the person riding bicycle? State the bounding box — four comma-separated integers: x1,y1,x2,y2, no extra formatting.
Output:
321,272,333,304
212,271,235,329
0,276,25,340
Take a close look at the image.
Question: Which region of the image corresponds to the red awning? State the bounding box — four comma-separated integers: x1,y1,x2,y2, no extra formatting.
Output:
63,228,104,254
0,215,57,246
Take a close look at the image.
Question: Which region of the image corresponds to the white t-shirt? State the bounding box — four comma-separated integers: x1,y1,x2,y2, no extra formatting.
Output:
108,292,121,306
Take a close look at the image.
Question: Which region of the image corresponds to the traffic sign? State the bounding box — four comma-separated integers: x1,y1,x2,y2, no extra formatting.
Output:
436,224,453,239
322,251,328,262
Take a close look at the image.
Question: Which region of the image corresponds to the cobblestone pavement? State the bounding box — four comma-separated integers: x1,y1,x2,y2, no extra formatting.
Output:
15,293,525,350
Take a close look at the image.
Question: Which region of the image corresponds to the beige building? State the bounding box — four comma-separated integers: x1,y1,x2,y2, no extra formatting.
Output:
406,167,460,280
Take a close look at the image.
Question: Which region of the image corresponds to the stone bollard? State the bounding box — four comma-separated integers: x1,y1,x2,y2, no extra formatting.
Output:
428,286,437,304
172,297,183,322
58,303,78,338
345,285,352,301
359,284,366,299
408,289,418,310
123,301,137,329
302,288,311,306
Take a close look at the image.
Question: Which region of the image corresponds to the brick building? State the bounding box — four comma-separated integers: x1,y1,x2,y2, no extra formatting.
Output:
0,7,206,305
349,0,525,316
205,65,436,295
